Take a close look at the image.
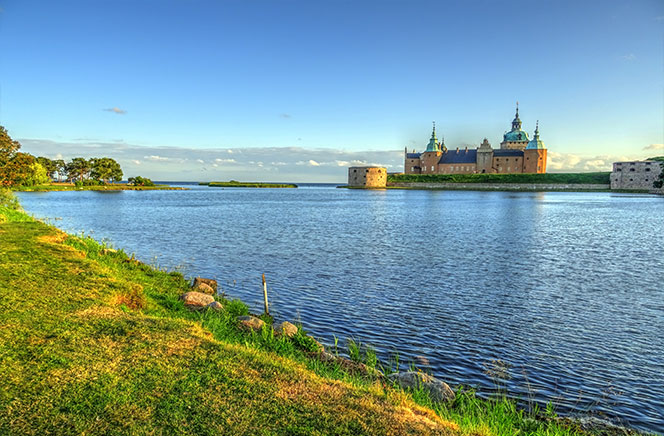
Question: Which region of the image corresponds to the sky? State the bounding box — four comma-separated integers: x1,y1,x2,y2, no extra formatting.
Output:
0,0,662,182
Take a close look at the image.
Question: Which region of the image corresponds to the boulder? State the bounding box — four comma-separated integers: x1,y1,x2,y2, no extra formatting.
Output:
180,292,215,310
100,248,117,255
192,282,215,295
275,321,298,338
193,277,217,292
237,315,265,332
387,371,455,403
207,301,223,311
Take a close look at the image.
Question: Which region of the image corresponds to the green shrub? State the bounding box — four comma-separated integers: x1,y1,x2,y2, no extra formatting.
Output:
128,176,155,187
74,179,105,187
0,189,21,210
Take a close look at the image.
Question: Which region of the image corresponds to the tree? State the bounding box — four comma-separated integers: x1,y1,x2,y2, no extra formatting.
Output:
54,159,67,182
36,157,57,181
90,157,123,183
66,158,91,181
1,153,38,186
0,126,21,165
0,126,23,186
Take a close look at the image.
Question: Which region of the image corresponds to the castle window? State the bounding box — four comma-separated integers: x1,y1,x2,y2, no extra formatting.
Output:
353,169,357,173
646,168,651,172
630,168,635,172
617,168,622,171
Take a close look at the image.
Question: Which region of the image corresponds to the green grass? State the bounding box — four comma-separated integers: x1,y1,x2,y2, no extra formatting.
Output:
12,183,183,192
202,181,298,188
0,191,643,435
387,172,611,185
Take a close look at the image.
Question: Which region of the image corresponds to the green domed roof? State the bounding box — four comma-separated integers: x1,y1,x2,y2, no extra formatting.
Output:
526,122,545,149
503,103,529,142
504,130,529,142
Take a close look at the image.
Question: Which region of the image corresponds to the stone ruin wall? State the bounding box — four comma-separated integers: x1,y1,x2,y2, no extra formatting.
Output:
348,167,387,188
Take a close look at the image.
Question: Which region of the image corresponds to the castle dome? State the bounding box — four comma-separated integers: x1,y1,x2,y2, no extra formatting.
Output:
503,102,529,142
526,121,545,149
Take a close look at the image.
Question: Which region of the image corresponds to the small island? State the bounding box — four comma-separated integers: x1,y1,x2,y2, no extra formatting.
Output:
200,181,298,188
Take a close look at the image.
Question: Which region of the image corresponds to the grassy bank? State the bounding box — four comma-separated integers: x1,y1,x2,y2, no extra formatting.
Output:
201,181,298,188
387,172,611,185
12,182,183,192
0,192,641,435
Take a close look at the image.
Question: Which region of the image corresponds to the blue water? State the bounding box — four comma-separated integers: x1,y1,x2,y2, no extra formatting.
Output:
16,186,664,433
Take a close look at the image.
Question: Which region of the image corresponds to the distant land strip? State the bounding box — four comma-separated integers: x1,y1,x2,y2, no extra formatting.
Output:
12,183,184,192
201,181,298,188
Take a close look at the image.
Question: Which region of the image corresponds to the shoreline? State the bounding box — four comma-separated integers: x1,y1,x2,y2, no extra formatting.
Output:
0,196,652,435
12,183,186,192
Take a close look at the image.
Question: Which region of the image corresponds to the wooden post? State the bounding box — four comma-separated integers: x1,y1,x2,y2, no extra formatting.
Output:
262,274,269,315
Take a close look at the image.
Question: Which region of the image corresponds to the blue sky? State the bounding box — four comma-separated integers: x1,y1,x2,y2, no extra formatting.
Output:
1,0,662,181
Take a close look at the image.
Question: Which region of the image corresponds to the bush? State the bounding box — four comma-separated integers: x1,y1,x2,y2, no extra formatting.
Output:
74,179,105,187
0,189,21,210
128,176,155,187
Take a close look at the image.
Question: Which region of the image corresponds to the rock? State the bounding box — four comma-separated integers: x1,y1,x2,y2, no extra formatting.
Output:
100,248,117,255
193,277,217,292
237,315,265,331
192,282,215,295
180,292,215,310
207,301,223,311
275,321,298,338
387,371,455,402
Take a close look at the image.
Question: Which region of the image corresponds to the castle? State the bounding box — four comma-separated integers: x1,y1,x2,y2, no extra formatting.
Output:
404,104,547,175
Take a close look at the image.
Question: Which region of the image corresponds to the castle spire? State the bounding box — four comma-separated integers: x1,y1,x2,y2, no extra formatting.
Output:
511,101,522,131
425,121,440,152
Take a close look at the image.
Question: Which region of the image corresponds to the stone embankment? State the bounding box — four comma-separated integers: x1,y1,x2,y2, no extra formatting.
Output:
388,182,610,191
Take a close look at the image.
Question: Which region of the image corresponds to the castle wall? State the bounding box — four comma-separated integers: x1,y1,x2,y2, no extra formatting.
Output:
500,140,528,150
420,152,442,174
524,149,547,173
405,158,421,174
611,161,663,190
492,156,524,173
348,167,387,188
437,163,477,173
476,150,493,173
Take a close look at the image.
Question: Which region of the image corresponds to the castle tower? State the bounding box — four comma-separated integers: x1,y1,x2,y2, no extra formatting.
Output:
476,138,494,173
523,121,547,173
420,122,442,173
500,102,530,150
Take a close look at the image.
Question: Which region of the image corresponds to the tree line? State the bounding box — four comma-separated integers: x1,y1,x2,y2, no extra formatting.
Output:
1,126,123,186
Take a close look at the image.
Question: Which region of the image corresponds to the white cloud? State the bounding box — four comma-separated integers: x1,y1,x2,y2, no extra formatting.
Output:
103,107,127,115
547,152,645,172
144,155,171,161
644,144,664,151
18,139,407,182
620,53,636,61
215,158,236,164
